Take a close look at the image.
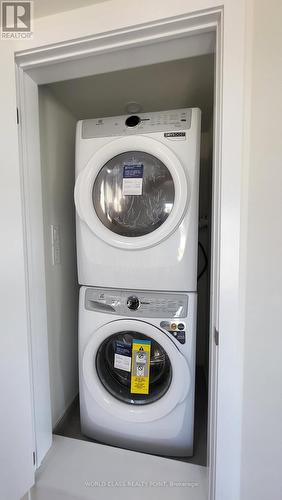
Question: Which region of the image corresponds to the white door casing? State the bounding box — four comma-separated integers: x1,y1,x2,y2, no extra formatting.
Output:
10,2,247,499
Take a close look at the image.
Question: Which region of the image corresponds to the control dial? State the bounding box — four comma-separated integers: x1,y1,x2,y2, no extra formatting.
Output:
127,296,140,310
125,115,141,127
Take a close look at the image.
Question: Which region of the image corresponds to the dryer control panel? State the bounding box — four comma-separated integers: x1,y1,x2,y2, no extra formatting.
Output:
85,287,188,319
81,108,192,138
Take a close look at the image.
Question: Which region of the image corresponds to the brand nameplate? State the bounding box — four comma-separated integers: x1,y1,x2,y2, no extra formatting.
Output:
164,132,186,137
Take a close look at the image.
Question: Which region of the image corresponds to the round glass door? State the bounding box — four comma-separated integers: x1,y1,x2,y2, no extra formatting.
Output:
92,151,175,237
96,331,172,405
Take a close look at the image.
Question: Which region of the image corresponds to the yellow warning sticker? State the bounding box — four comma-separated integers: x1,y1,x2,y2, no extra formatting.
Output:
130,339,151,394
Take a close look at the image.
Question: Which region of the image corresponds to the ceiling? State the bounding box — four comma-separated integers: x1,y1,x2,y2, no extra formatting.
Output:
34,0,109,19
45,54,214,131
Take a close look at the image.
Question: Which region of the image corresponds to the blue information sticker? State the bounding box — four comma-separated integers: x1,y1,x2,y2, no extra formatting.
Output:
115,341,132,357
114,341,132,372
123,163,144,179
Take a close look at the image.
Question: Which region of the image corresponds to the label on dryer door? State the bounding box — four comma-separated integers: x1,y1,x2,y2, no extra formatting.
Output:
130,339,151,394
114,341,132,372
122,163,143,195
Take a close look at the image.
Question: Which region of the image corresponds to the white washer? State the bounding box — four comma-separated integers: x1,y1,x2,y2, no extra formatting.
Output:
79,286,197,456
75,108,201,291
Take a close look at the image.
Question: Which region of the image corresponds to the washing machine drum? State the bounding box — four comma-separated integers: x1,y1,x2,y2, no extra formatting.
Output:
96,331,172,405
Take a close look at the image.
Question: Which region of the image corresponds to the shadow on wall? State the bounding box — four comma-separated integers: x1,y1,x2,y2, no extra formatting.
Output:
196,125,213,379
39,86,79,428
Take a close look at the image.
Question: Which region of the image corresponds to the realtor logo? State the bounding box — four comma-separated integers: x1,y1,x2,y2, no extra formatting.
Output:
1,1,33,39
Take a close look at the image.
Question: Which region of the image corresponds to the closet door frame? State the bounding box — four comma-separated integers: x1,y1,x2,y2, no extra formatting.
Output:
15,4,247,499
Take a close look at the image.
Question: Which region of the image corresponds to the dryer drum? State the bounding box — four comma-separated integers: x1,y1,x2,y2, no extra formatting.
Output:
95,331,172,405
92,151,175,237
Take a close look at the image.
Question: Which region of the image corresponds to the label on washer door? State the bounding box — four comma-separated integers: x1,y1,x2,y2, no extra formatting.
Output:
130,339,151,394
122,163,143,196
114,354,131,372
114,341,131,372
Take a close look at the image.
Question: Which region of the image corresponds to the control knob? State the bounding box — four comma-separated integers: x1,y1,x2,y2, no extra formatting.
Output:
127,296,140,310
125,115,140,127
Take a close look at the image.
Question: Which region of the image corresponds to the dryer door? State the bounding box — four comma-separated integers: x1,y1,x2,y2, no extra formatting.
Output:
74,136,189,250
82,319,191,422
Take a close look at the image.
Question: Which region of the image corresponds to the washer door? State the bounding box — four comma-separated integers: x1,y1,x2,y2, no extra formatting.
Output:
82,319,191,422
75,136,189,250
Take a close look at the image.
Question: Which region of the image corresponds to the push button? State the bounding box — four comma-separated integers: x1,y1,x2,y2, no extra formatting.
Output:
160,321,170,330
176,331,186,344
178,323,185,330
168,330,186,344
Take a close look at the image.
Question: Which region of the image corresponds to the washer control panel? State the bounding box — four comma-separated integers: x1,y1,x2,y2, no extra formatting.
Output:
160,321,186,344
81,108,192,138
85,287,188,319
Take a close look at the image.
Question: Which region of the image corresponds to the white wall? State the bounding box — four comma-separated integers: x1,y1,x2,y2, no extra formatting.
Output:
46,55,214,132
39,87,78,427
240,1,282,499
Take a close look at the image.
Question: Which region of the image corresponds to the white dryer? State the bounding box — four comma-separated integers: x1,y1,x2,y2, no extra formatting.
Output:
75,108,201,292
79,286,197,457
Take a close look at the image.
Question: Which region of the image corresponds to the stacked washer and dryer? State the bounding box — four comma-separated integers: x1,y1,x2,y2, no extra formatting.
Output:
74,108,201,457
